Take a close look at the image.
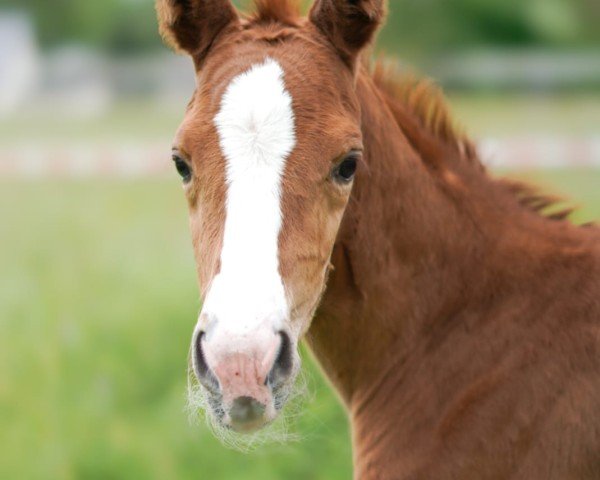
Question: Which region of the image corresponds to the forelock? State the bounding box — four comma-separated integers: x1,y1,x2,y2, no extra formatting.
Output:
251,0,303,26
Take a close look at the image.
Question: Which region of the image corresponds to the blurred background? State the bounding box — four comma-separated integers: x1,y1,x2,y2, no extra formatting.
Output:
0,0,598,479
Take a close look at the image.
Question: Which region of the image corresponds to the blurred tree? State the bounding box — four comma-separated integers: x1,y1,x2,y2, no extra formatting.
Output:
0,0,163,54
0,0,597,54
380,0,595,57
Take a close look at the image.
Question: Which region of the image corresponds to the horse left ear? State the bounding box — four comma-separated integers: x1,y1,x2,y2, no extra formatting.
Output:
309,0,386,68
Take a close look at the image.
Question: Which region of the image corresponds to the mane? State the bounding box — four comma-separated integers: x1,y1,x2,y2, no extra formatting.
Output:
371,61,479,168
370,61,586,225
250,0,303,25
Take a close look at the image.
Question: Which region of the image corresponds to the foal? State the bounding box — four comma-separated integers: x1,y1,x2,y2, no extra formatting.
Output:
156,0,600,477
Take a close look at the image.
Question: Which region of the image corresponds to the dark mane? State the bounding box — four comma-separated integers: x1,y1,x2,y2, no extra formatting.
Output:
371,61,587,225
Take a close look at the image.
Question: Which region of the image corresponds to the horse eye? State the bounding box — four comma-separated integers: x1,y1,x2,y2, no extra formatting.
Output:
333,154,359,183
172,155,192,183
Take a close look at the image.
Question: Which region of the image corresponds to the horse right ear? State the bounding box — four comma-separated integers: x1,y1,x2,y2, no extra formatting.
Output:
309,0,386,68
156,0,238,63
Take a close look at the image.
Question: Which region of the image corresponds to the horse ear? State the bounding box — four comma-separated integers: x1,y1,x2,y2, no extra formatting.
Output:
156,0,238,63
309,0,386,67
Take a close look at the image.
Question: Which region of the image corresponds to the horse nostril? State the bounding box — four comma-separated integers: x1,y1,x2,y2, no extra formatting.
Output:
193,332,219,392
267,331,293,387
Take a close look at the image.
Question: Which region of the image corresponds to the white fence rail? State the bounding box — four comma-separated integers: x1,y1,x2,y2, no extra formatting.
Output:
1,137,599,178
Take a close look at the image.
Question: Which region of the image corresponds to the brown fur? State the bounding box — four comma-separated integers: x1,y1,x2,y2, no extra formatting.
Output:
312,68,600,477
252,0,303,25
159,1,600,478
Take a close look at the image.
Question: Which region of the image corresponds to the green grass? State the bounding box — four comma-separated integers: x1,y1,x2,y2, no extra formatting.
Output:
0,172,598,479
0,180,351,480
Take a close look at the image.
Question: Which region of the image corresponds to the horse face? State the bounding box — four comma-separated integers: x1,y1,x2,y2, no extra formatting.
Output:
158,0,384,434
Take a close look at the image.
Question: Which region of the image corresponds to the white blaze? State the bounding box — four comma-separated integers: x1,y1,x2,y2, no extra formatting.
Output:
202,58,296,334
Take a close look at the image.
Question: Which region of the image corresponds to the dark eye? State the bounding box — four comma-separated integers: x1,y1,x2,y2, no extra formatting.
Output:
172,154,192,183
332,153,360,183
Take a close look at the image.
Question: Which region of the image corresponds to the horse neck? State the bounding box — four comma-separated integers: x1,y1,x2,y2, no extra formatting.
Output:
308,69,495,398
305,69,558,477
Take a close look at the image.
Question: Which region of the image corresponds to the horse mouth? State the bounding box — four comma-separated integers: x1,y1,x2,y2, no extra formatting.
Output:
196,372,295,434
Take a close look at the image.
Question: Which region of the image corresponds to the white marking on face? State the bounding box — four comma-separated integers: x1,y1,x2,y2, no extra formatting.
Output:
202,58,296,334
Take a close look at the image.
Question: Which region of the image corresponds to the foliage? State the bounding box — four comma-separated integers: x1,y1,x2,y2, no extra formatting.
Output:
0,0,598,54
0,0,161,54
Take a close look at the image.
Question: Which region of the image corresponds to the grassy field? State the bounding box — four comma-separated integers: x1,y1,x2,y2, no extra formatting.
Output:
0,181,351,480
0,171,598,479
